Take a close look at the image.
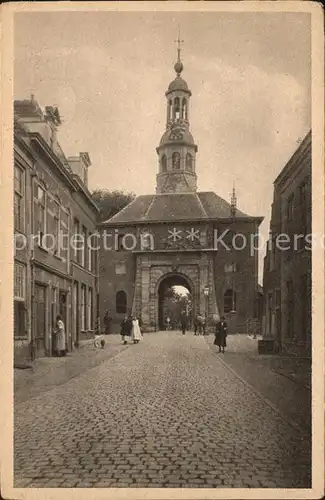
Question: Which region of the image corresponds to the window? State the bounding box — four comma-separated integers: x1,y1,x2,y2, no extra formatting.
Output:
116,290,127,314
14,263,27,338
81,226,87,268
168,100,172,121
14,301,26,338
286,279,294,338
91,239,97,274
87,232,92,272
81,284,87,331
14,165,24,232
172,152,180,170
53,200,60,254
174,97,180,119
186,153,193,171
88,288,93,330
182,98,187,120
73,218,81,264
34,185,46,244
14,262,26,300
117,233,125,251
115,263,126,275
59,208,69,261
161,155,167,172
224,263,237,273
224,289,236,313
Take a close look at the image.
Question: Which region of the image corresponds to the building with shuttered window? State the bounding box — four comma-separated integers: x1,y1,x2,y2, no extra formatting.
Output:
13,97,100,364
263,131,311,356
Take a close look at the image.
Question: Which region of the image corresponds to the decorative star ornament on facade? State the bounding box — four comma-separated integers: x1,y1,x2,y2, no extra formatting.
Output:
168,228,182,242
186,228,200,241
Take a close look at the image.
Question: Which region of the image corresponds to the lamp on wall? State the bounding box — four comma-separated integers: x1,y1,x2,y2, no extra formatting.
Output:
203,286,209,333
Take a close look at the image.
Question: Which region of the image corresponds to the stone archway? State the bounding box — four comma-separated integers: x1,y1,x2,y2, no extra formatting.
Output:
133,257,217,332
156,272,194,330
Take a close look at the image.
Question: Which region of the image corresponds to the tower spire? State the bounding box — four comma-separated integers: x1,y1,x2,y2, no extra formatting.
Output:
174,27,184,76
230,182,237,217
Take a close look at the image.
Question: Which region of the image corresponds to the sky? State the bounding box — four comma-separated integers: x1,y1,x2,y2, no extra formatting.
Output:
14,10,311,282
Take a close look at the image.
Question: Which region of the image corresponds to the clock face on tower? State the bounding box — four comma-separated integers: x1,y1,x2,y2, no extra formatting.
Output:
169,129,184,141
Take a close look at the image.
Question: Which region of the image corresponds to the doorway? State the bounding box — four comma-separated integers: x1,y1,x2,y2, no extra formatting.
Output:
34,284,46,357
59,290,68,350
157,274,193,330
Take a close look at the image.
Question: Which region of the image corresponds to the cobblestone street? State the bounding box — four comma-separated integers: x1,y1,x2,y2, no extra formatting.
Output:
14,332,311,488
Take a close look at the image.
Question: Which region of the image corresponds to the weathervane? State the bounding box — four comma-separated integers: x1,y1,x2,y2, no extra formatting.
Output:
174,26,184,62
174,26,184,75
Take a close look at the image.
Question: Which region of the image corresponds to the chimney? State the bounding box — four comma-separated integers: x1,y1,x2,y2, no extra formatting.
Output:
67,152,91,188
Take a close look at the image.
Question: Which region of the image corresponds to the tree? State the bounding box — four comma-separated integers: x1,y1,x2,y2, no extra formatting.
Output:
92,189,136,222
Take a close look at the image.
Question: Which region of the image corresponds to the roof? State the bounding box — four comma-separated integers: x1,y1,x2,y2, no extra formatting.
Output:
102,191,254,225
166,76,191,95
274,130,311,187
159,129,196,148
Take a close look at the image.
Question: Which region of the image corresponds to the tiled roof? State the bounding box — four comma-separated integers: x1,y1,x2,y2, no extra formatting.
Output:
102,191,251,225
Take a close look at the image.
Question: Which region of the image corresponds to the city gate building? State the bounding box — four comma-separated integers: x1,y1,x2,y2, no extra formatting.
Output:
99,47,263,333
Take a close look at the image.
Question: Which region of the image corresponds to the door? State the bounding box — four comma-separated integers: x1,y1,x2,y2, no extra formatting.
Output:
34,284,46,357
59,290,68,350
72,282,78,347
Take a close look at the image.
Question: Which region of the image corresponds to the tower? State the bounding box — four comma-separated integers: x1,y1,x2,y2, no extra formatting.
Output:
156,37,198,194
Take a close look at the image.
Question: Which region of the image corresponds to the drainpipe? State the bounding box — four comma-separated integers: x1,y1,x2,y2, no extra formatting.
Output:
30,258,36,362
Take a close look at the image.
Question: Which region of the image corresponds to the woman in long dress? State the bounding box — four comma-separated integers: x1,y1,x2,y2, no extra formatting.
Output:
131,316,143,344
55,315,66,357
214,316,227,353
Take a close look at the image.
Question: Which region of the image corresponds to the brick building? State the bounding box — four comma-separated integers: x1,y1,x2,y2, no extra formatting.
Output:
14,97,99,364
263,131,311,356
98,49,263,334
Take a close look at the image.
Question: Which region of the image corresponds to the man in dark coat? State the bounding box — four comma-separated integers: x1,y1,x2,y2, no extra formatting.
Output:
214,316,228,353
180,310,187,335
120,315,132,344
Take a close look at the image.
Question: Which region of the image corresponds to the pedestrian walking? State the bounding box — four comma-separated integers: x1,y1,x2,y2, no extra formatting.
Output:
214,316,228,353
103,310,112,335
180,310,187,335
165,315,171,331
131,316,143,344
193,315,198,335
55,315,66,357
120,315,132,344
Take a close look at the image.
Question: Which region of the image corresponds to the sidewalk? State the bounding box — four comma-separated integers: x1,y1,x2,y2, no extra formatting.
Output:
205,334,311,433
14,335,128,404
245,334,311,389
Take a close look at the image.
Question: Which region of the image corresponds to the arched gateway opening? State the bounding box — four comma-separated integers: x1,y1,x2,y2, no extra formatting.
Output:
158,274,193,330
